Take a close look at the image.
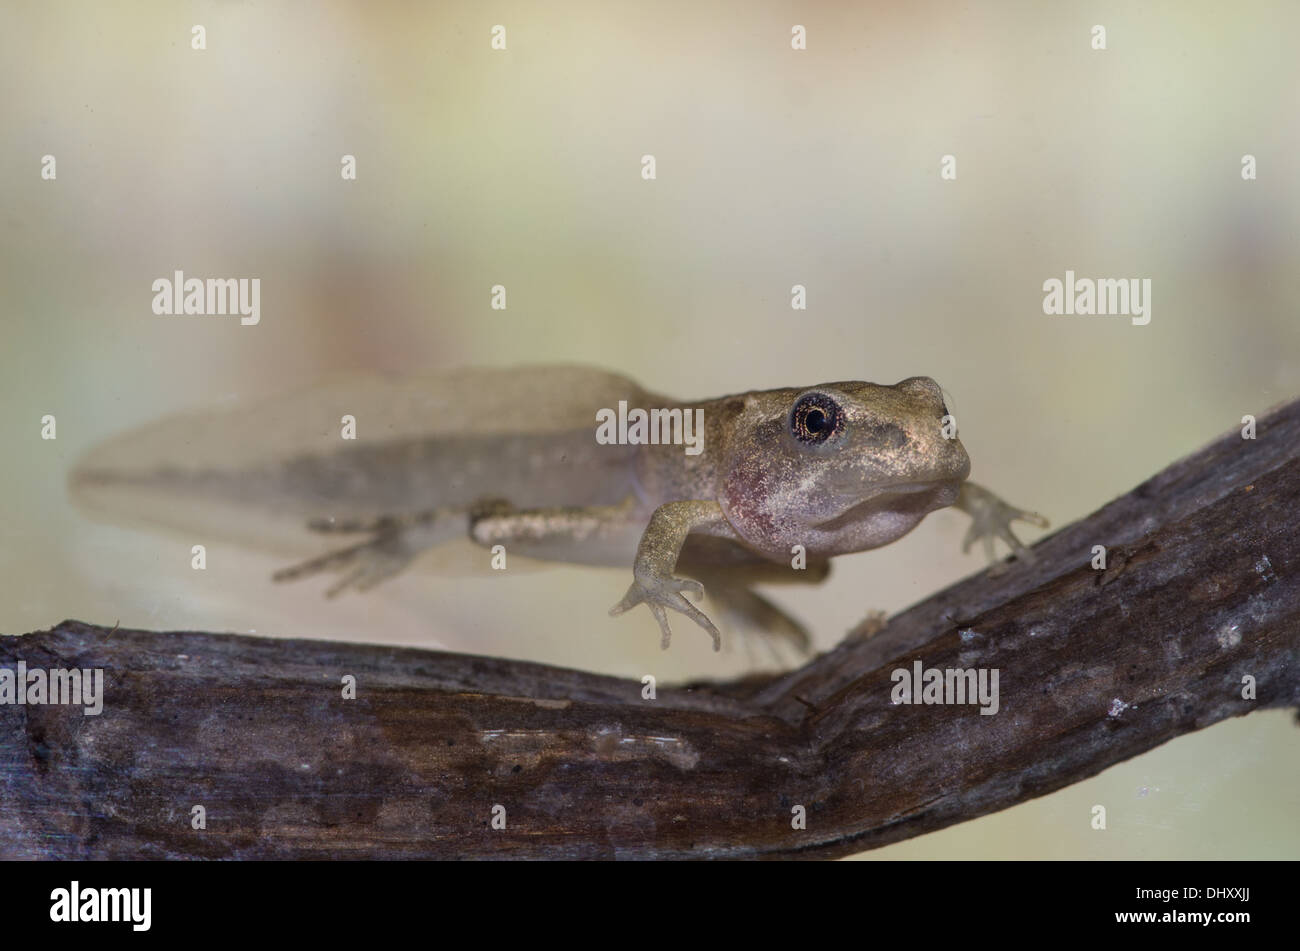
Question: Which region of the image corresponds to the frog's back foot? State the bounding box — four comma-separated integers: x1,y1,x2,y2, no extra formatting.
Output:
703,582,814,667
274,509,464,595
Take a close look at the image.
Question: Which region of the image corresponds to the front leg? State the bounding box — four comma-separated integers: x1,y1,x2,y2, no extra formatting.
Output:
955,481,1049,569
609,500,736,652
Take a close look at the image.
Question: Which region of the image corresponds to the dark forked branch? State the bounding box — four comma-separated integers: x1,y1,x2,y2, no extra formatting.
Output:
3,401,1298,859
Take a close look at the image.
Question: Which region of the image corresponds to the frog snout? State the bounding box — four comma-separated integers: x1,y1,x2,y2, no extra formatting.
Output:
895,376,946,407
945,439,973,482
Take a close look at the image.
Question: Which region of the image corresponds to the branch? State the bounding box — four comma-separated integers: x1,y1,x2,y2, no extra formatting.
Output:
4,401,1299,859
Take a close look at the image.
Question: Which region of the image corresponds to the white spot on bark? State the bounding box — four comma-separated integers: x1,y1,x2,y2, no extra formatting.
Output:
1216,623,1242,648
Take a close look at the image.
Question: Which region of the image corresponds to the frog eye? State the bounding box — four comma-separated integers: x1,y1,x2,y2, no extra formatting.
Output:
789,393,844,444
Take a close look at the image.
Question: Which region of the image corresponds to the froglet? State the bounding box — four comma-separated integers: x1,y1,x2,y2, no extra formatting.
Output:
70,366,1046,653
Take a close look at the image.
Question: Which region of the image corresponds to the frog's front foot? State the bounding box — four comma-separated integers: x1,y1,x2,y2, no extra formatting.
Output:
610,570,722,651
956,481,1049,572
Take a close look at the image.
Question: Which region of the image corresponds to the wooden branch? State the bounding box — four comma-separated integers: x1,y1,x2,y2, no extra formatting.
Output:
4,402,1299,859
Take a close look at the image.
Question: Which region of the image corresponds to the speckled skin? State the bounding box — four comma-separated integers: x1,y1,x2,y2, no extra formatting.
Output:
71,367,1045,654
468,374,1040,652
604,377,978,649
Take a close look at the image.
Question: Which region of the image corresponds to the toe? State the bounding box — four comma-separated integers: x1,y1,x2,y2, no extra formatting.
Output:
648,603,673,649
609,582,645,616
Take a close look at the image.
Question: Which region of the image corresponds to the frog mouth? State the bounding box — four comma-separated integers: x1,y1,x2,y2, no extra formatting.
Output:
814,480,958,531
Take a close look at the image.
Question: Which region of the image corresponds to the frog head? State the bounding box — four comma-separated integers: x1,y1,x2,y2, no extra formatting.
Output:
719,377,970,558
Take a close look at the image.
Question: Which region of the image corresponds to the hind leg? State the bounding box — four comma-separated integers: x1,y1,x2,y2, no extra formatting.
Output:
685,558,832,664
272,508,468,596
705,583,813,665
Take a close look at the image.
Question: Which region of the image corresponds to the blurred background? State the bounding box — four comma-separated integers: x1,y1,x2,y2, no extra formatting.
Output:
1,0,1296,858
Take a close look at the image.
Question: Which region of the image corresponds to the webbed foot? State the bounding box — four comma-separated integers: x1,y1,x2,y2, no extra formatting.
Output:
273,513,435,596
956,481,1049,572
610,570,722,651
